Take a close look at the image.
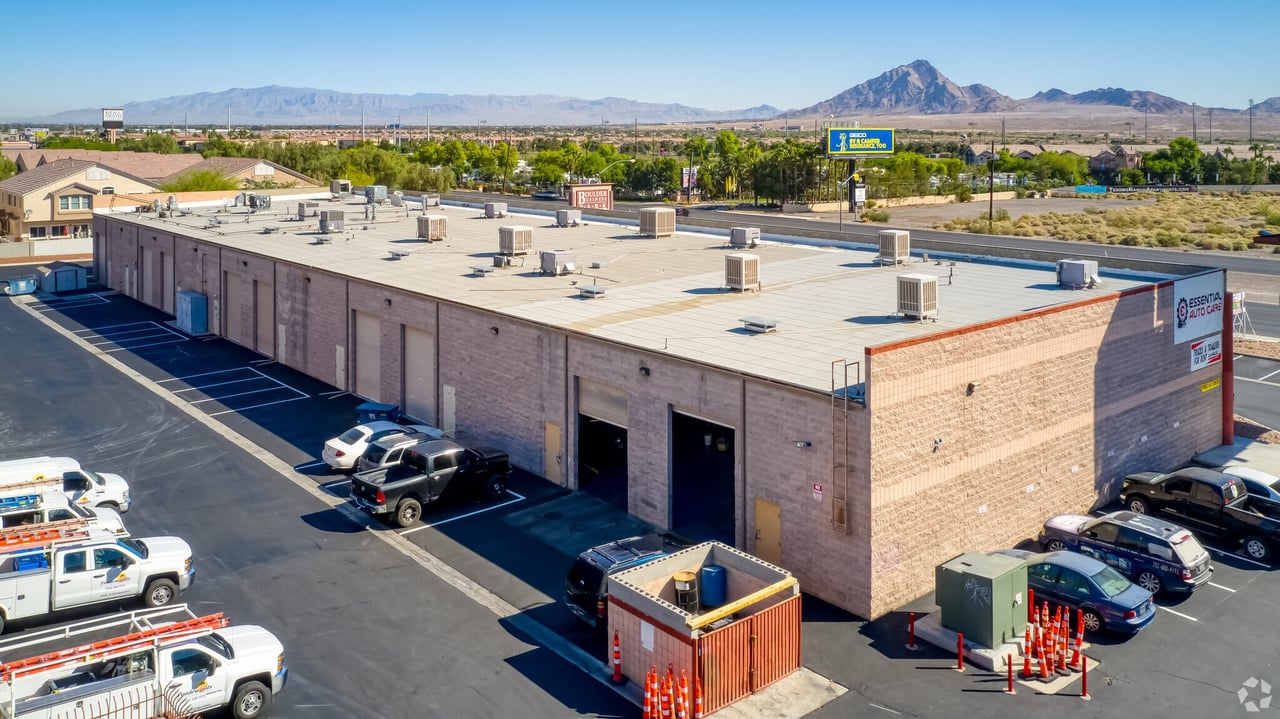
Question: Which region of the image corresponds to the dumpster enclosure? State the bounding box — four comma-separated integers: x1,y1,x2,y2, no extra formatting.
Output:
607,541,801,715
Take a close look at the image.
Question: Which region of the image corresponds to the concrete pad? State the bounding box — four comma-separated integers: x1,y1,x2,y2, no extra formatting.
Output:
710,667,847,719
913,611,1023,672
1193,437,1280,475
502,492,658,555
1014,656,1101,696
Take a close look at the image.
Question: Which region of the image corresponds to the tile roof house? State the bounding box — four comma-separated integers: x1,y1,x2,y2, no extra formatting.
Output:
163,157,320,188
28,150,204,182
0,159,158,240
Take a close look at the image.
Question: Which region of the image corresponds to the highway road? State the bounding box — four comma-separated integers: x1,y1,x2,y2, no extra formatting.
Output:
452,190,1280,277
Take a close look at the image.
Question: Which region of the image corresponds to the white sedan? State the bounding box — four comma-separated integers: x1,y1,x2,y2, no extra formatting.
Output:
322,421,444,471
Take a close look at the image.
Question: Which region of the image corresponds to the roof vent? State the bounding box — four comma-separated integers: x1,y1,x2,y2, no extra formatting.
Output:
878,230,909,265
417,215,447,242
729,227,759,249
897,273,938,320
1057,259,1100,289
485,202,508,219
726,253,760,292
639,207,676,237
499,225,534,256
540,249,577,275
556,209,582,227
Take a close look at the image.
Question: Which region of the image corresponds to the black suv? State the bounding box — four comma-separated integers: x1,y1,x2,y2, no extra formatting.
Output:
1039,510,1213,594
563,534,679,629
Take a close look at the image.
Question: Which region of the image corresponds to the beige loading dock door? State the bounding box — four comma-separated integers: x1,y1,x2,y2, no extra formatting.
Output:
162,252,174,315
577,378,629,428
353,311,381,401
254,280,274,357
141,248,154,306
402,325,436,425
223,271,241,343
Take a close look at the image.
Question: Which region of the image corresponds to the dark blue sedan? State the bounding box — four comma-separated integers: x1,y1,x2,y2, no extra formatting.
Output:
991,549,1156,634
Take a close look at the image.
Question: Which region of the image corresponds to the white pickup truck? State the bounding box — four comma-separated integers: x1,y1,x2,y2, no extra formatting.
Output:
0,458,131,514
0,604,287,719
0,491,127,535
0,529,193,633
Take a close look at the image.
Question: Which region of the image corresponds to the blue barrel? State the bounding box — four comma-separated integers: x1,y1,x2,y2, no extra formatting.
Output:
700,565,727,608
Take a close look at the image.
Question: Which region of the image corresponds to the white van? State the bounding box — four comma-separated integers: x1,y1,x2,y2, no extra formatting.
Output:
0,457,131,513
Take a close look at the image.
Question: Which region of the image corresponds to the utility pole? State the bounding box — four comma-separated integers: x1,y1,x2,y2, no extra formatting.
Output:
361,107,365,143
988,139,995,234
1144,107,1148,142
1192,103,1197,143
426,108,431,143
1208,108,1213,144
226,107,230,133
1249,98,1254,144
1001,116,1006,146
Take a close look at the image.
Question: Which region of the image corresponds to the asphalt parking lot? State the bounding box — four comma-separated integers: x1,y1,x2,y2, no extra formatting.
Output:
1232,352,1280,431
7,286,1280,718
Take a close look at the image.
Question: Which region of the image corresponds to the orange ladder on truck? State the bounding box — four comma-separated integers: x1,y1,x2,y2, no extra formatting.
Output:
0,612,229,681
0,522,93,552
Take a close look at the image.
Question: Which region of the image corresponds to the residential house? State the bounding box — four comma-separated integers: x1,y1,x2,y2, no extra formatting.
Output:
161,157,320,188
0,159,158,240
24,150,204,183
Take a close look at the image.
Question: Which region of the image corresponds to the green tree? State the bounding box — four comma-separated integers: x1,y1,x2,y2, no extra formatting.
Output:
1167,137,1201,181
0,156,15,181
121,132,181,154
400,164,455,193
159,169,238,192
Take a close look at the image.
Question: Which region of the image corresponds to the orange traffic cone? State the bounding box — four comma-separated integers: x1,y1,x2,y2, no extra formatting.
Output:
679,671,690,717
1069,636,1083,672
660,678,672,719
1037,642,1050,681
1041,601,1049,628
693,675,704,719
611,630,623,685
643,668,653,718
1020,651,1034,679
1023,624,1032,656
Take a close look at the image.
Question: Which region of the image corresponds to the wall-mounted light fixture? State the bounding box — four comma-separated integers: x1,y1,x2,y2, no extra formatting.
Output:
384,298,392,306
639,365,651,377
966,382,981,396
304,276,311,283
933,438,944,453
795,440,812,448
240,260,248,267
489,326,500,335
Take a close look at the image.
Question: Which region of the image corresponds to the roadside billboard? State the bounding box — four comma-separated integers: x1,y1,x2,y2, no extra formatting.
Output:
826,128,895,156
1172,272,1225,345
102,108,124,130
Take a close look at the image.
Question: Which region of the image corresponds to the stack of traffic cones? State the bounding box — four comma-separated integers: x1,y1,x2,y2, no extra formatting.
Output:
693,675,704,719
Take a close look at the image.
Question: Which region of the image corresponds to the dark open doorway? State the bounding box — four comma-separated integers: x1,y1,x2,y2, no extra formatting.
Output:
578,416,628,512
671,412,736,545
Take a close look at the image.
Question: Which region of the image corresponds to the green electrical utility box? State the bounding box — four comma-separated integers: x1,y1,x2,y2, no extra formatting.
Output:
935,552,1028,648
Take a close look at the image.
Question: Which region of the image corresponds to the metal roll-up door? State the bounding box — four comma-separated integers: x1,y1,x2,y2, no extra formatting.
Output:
402,325,436,424
578,378,629,428
255,280,274,356
354,310,381,400
224,271,242,343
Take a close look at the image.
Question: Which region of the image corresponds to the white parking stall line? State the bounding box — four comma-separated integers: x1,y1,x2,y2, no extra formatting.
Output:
171,376,264,393
294,461,328,471
207,396,309,416
1206,545,1271,569
397,491,527,536
1207,582,1237,593
1259,368,1280,382
31,295,110,311
89,331,175,346
1157,606,1198,621
158,368,246,382
74,321,151,333
247,367,308,398
190,386,292,404
320,479,351,490
91,323,168,339
102,338,188,353
1236,376,1280,388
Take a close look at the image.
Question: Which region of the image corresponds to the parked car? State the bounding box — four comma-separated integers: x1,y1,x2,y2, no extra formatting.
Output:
321,421,444,471
990,549,1155,634
1220,466,1280,503
1121,467,1280,562
564,534,682,630
357,431,436,473
348,439,510,527
532,190,561,200
1038,510,1212,594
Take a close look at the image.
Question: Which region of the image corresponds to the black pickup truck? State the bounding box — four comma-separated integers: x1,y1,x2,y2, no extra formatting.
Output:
349,439,510,527
1120,467,1280,562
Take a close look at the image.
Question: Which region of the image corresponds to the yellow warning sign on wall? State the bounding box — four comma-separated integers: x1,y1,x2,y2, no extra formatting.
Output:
1200,378,1221,393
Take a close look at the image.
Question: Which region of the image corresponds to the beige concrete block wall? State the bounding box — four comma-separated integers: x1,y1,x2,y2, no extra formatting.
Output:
864,284,1225,617
347,282,439,406
102,219,139,296
218,249,274,350
566,337,742,530
437,305,566,474
743,380,874,617
135,230,175,311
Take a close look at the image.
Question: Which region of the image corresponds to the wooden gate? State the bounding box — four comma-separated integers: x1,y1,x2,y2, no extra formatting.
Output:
696,594,802,714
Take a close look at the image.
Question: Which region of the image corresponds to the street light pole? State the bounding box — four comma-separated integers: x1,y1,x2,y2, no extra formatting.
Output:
988,139,996,234
837,169,858,233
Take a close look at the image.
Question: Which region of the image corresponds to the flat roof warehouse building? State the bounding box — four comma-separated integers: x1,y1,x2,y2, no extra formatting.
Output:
91,199,1230,619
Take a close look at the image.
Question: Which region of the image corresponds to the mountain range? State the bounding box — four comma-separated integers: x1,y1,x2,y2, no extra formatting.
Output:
18,60,1277,126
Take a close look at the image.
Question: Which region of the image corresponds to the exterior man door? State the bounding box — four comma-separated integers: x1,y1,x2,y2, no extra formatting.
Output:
753,498,781,565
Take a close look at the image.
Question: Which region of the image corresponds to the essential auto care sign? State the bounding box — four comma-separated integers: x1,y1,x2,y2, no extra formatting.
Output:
1190,334,1222,371
1172,272,1225,344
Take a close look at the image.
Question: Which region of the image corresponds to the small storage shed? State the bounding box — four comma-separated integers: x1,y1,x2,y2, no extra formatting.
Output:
607,542,801,716
35,262,87,293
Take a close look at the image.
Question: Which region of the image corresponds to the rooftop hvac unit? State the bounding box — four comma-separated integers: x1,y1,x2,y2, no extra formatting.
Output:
248,194,271,209
897,273,938,320
297,202,320,220
878,230,910,265
389,192,404,208
639,207,676,237
417,214,447,242
725,252,760,292
364,185,388,204
319,209,345,233
556,209,582,227
1057,259,1100,289
485,202,508,218
730,226,760,249
330,179,352,195
234,192,247,207
499,225,534,256
540,249,577,275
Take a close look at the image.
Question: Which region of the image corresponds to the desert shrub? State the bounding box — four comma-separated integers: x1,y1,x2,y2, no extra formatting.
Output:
1153,231,1183,247
1232,240,1251,251
1273,246,1280,254
1196,238,1219,250
1118,236,1142,246
865,200,877,208
954,186,972,203
863,208,890,222
1014,187,1028,199
1266,209,1280,226
1206,221,1230,235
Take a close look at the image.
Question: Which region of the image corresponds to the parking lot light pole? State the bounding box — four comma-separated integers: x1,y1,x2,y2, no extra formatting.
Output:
837,171,858,232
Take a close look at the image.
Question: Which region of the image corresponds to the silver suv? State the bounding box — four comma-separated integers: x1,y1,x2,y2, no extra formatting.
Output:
356,430,442,472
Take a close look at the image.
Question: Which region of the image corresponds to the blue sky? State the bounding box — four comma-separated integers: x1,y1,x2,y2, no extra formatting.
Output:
7,0,1277,118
